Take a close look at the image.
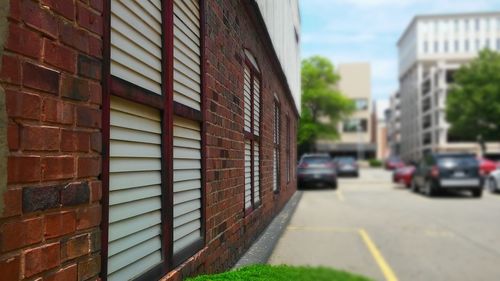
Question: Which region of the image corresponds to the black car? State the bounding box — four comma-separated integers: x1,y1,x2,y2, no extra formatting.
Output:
334,157,359,177
411,153,483,197
297,154,337,189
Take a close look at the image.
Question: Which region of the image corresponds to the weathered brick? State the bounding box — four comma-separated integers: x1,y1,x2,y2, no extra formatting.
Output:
61,234,90,261
41,0,75,21
89,81,102,105
59,21,89,53
44,39,77,73
0,54,21,84
0,218,43,252
21,0,58,38
24,242,60,277
8,122,19,151
5,24,42,58
76,205,101,230
45,211,76,239
5,89,41,120
60,74,89,101
61,182,90,206
89,0,103,13
89,181,101,202
77,157,100,178
77,255,100,281
8,156,41,183
90,132,102,153
22,62,60,94
23,185,60,213
2,188,22,217
76,106,101,128
45,264,77,281
41,98,74,124
89,230,101,253
21,125,60,151
41,156,75,181
77,3,103,35
9,0,21,21
77,54,101,80
0,255,20,281
88,35,102,58
61,130,90,152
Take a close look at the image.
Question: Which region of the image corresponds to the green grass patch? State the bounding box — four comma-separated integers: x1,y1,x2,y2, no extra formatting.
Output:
368,159,383,167
187,264,373,281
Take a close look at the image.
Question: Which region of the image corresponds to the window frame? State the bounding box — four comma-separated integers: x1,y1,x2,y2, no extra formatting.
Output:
243,56,262,215
101,0,206,279
273,97,281,194
286,114,291,183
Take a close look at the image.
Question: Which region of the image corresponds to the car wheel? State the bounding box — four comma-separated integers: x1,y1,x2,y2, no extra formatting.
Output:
472,189,483,198
488,178,498,193
425,181,436,197
332,181,338,189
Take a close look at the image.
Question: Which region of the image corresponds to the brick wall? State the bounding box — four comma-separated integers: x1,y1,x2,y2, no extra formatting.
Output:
0,0,103,280
162,1,298,279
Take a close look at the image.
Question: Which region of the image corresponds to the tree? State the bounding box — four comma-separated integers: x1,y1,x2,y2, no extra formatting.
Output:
446,49,500,150
299,56,355,151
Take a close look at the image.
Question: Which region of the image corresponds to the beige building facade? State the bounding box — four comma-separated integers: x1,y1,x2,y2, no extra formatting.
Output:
316,63,376,159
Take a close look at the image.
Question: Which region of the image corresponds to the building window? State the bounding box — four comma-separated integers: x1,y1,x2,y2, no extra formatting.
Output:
475,18,480,31
444,41,449,52
105,1,204,279
286,115,291,183
434,41,439,53
465,40,470,51
454,19,459,32
423,41,428,53
243,51,261,212
455,40,459,52
273,99,281,192
343,119,368,133
497,38,500,50
465,19,469,31
353,98,368,110
476,39,481,51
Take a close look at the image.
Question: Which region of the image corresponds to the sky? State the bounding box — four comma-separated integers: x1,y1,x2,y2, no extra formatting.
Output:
300,0,500,102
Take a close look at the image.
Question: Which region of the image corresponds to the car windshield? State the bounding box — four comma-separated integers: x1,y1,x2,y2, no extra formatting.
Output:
437,155,477,166
302,157,332,164
337,158,355,164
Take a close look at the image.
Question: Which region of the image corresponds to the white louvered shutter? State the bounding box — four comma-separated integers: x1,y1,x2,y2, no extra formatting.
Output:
108,96,163,281
273,149,278,192
253,79,260,136
110,0,163,95
244,140,252,209
253,143,260,204
243,66,252,132
173,0,201,110
173,116,202,254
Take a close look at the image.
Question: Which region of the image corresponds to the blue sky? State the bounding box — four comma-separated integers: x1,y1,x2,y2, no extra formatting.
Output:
300,0,500,101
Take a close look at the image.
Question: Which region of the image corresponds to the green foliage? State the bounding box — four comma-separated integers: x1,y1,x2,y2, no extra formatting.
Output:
187,264,372,281
446,49,500,141
299,56,355,147
368,159,382,167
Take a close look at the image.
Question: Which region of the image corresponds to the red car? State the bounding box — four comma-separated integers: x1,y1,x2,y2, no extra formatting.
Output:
478,158,498,176
393,166,415,188
385,157,405,170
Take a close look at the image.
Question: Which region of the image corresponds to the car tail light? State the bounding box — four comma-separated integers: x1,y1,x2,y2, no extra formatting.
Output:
431,166,439,178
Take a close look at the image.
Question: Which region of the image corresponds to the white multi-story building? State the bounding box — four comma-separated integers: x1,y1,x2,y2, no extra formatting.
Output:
387,91,401,156
397,12,500,160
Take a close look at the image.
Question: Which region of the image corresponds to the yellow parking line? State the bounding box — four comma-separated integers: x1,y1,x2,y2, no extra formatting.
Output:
336,189,345,201
359,229,399,281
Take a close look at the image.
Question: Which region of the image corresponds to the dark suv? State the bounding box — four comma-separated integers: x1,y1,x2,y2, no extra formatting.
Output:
411,153,482,197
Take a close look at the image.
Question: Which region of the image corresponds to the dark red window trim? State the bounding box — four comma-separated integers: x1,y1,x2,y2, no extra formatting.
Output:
243,57,262,215
101,0,206,279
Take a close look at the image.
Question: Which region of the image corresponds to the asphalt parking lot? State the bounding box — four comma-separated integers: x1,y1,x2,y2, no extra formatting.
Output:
269,168,500,281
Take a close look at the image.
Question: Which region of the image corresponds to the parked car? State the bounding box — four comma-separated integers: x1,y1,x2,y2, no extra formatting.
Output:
297,154,337,189
486,164,500,193
385,156,405,170
393,165,415,188
334,156,359,177
411,153,482,197
478,158,498,177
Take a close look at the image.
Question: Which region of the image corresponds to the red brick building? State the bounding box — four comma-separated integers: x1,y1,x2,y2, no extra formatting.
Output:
0,0,300,280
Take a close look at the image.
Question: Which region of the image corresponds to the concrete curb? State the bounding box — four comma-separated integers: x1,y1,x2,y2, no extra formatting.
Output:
233,191,303,268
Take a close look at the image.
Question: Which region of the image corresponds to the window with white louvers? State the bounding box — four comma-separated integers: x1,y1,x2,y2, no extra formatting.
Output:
273,100,280,192
173,116,202,254
110,0,163,95
108,96,163,281
243,55,261,212
173,0,201,110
